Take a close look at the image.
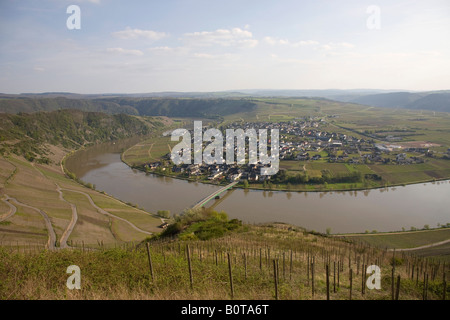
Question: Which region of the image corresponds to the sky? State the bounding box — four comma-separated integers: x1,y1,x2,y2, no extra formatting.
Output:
0,0,449,94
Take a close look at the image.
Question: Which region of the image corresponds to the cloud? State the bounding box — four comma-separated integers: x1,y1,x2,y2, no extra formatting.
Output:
70,0,101,4
193,53,214,59
33,67,45,72
184,27,258,48
263,37,319,47
148,46,174,52
192,52,239,61
112,27,168,41
321,42,355,51
295,40,320,47
106,47,144,56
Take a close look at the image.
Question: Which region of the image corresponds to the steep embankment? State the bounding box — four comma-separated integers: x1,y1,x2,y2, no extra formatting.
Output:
0,109,168,249
0,109,152,163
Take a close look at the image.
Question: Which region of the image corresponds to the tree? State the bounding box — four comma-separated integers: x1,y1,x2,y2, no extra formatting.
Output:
157,210,171,219
243,179,249,189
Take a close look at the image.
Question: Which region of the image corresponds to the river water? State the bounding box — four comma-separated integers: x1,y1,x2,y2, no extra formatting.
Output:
65,138,450,234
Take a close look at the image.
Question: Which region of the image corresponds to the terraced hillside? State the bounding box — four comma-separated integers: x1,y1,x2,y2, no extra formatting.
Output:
0,153,163,250
0,110,171,249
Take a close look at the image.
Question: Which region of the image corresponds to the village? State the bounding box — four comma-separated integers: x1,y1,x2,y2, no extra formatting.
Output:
144,119,437,183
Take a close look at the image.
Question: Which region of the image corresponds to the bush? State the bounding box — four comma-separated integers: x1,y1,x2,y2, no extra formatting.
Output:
157,210,171,218
159,208,242,241
390,257,404,266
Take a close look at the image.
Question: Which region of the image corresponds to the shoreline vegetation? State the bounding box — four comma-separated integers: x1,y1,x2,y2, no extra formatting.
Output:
118,132,450,194
62,136,450,239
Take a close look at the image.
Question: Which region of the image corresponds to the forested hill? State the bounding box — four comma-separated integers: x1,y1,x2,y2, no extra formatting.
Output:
349,91,450,112
0,109,158,163
0,97,139,115
0,96,257,118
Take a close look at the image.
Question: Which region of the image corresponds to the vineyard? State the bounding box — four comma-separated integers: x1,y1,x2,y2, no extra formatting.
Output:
1,222,447,300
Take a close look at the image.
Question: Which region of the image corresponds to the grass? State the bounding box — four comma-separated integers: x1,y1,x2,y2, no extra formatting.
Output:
127,98,450,192
122,125,181,167
61,191,116,246
0,150,164,250
0,205,48,247
412,243,450,263
340,228,450,249
0,222,448,300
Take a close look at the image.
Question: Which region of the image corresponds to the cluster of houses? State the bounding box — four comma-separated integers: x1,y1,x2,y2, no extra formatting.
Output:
165,162,271,183
145,119,435,182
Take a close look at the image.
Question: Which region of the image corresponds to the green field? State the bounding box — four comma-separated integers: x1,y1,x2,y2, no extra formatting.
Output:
123,98,450,192
341,228,450,250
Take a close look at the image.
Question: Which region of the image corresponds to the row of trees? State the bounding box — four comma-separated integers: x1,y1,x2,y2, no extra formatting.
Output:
270,169,363,185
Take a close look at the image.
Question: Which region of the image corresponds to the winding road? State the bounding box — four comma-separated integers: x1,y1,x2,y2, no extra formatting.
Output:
3,195,57,250
55,183,78,249
387,239,450,252
0,197,17,222
59,188,152,236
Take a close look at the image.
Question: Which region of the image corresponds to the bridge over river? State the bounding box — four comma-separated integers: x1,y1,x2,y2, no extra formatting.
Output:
192,181,239,209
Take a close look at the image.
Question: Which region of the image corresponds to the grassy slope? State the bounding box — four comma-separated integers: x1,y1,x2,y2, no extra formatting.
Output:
0,151,163,249
0,223,448,300
341,229,450,249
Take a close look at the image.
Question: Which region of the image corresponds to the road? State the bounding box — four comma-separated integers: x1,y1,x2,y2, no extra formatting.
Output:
0,197,17,222
60,188,152,236
4,195,57,250
55,183,78,249
387,239,450,252
192,181,239,209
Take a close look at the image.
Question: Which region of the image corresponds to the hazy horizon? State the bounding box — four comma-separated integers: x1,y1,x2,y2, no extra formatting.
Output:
1,0,449,94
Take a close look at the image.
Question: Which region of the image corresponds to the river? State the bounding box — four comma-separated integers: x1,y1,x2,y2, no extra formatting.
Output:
65,138,450,234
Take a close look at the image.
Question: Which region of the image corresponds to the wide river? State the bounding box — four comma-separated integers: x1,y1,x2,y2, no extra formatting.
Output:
66,138,450,234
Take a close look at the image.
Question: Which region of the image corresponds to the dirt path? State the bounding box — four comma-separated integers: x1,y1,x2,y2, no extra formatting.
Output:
147,143,155,161
55,183,78,249
0,197,17,222
337,228,448,237
387,239,450,252
4,195,57,250
60,188,152,236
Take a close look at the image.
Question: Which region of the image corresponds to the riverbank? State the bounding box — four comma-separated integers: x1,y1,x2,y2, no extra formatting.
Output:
121,156,450,194
64,134,450,235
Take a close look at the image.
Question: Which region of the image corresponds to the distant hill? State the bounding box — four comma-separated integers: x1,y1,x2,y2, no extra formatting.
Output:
107,98,257,118
0,109,154,162
0,97,257,118
350,92,424,108
407,93,450,112
0,97,139,115
348,91,450,112
1,89,450,115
